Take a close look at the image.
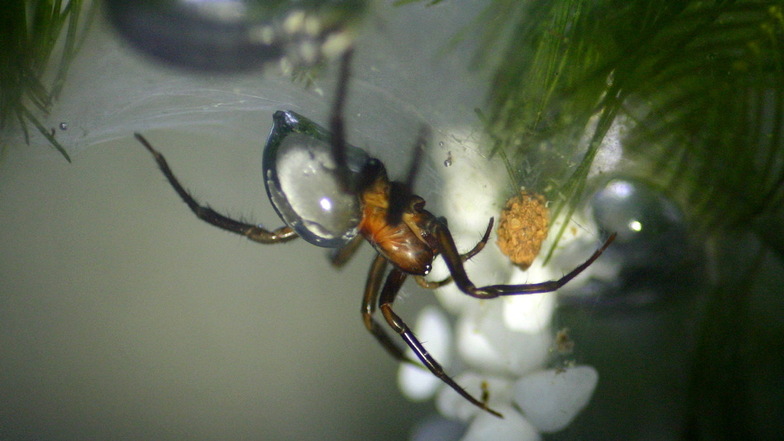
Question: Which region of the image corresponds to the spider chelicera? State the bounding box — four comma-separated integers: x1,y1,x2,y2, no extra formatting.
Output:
135,52,615,418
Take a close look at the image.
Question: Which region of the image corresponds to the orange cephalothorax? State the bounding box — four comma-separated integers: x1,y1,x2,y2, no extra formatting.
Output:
358,174,435,275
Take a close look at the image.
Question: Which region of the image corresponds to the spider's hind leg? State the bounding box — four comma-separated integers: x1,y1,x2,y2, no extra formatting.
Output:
362,254,419,366
374,262,504,418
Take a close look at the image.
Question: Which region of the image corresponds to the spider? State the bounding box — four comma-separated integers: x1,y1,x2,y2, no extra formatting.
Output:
135,51,615,418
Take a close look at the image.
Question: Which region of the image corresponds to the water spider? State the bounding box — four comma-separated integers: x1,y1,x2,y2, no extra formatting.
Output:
135,51,615,417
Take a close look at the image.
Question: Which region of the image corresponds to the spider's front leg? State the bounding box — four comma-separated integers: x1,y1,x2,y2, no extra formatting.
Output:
415,217,494,289
326,48,425,227
135,133,298,244
329,49,354,195
364,253,504,418
432,217,616,298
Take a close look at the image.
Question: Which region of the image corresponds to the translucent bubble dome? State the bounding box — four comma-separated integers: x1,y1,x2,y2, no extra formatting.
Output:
263,110,370,247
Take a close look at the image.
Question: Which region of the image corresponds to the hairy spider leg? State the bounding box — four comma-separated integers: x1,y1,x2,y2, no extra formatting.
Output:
135,133,298,244
433,219,617,298
414,217,494,289
372,263,504,418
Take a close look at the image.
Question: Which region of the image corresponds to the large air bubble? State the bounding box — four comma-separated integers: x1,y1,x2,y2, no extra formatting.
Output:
263,110,370,247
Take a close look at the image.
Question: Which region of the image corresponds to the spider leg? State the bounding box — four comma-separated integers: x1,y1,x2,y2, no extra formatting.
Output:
403,127,428,191
458,217,495,261
327,49,427,226
432,217,616,298
329,48,354,194
414,275,452,289
416,217,494,289
136,133,297,244
387,126,429,225
329,234,364,268
362,253,419,366
377,265,503,418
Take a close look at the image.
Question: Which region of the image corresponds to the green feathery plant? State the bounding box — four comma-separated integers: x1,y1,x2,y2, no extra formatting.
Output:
471,2,783,439
479,0,783,260
0,0,95,162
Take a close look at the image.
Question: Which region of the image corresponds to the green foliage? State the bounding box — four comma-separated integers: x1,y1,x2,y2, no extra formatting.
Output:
476,5,784,435
0,1,95,162
481,0,784,253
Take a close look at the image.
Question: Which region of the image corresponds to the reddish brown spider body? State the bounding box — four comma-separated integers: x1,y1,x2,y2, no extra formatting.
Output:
357,168,437,276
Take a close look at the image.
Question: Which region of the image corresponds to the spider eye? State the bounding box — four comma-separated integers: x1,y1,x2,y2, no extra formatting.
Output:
263,111,369,247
